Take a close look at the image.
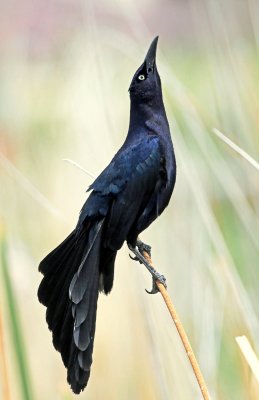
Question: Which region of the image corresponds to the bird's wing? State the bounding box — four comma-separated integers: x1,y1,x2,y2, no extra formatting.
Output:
87,135,164,249
89,135,162,195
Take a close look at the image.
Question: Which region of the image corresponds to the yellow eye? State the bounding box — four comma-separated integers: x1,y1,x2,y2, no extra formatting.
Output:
138,74,145,81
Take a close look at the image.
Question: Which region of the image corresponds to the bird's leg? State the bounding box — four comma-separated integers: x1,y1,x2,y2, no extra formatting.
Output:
128,241,167,294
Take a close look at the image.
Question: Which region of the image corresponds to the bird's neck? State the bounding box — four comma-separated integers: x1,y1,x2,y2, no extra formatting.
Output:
128,96,169,138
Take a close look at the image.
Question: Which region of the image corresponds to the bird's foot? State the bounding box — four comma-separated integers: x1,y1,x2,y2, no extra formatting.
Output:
128,239,151,263
145,273,167,294
136,239,152,258
128,242,167,295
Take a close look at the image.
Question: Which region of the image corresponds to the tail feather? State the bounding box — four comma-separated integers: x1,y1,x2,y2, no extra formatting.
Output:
38,219,106,394
99,247,117,294
38,232,76,305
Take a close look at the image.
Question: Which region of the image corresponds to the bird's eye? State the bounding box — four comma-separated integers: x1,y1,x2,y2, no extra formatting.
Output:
138,74,145,81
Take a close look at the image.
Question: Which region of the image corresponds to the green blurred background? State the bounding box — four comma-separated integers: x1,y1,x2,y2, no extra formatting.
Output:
0,0,259,399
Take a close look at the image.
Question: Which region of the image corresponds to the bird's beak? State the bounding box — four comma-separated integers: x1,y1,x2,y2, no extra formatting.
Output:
144,36,159,72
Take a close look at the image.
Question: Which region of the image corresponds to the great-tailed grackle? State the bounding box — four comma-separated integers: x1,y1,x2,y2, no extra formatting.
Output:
38,36,176,394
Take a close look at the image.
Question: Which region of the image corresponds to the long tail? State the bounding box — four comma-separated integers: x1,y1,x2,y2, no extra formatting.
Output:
38,219,115,394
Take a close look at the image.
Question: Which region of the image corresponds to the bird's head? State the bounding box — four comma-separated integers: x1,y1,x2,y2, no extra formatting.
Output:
129,36,162,102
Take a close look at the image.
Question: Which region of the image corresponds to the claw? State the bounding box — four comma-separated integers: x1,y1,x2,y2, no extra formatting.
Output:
129,253,140,262
145,274,166,295
145,288,159,295
128,245,143,263
145,278,159,294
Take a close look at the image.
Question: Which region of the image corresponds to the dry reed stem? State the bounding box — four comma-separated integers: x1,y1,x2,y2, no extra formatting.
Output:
0,306,11,400
213,129,259,171
141,249,211,400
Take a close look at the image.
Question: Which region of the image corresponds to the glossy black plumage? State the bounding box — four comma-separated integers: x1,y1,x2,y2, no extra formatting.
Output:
38,36,176,394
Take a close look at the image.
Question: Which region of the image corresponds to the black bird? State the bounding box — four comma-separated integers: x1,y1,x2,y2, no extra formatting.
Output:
38,36,176,394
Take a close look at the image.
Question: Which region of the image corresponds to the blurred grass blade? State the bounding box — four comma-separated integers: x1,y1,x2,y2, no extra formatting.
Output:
0,152,66,222
0,304,11,400
236,336,259,382
213,128,259,171
63,158,96,178
0,233,34,400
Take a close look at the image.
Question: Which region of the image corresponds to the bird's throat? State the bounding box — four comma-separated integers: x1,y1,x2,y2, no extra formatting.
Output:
128,98,169,137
